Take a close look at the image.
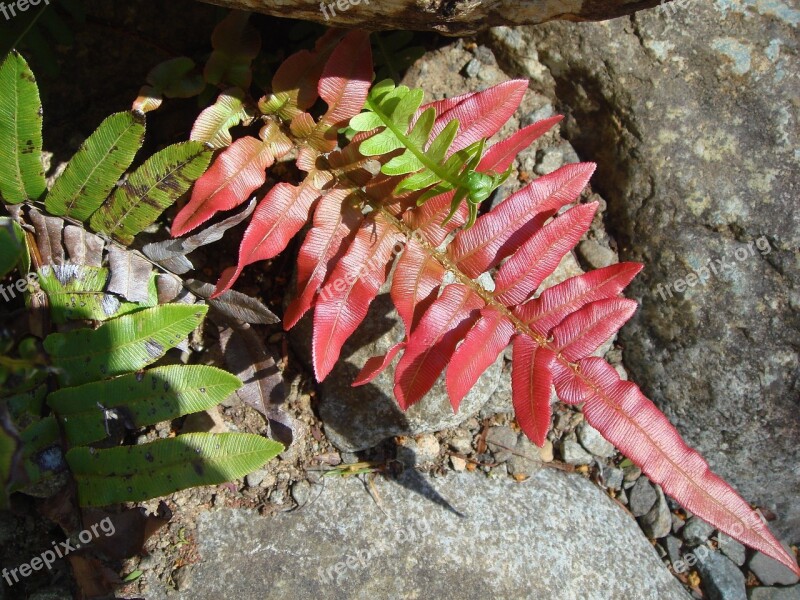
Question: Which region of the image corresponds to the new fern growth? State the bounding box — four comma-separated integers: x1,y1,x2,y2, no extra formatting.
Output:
351,79,511,227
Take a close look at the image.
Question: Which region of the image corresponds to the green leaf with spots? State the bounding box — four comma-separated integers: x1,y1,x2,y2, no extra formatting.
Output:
0,218,27,278
43,304,208,387
12,415,64,491
67,432,283,506
89,141,213,243
37,265,157,324
48,365,241,447
4,383,47,424
0,52,46,204
46,111,146,221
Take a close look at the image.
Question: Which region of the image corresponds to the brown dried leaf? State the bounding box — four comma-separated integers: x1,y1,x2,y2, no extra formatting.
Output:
106,246,152,303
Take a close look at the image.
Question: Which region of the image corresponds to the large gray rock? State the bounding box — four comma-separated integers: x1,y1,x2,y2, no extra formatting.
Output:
486,0,800,539
175,469,690,599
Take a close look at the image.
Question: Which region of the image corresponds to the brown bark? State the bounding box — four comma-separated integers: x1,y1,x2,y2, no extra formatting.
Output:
196,0,666,35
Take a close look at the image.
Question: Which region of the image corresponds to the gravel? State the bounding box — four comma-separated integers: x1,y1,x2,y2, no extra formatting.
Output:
485,426,519,463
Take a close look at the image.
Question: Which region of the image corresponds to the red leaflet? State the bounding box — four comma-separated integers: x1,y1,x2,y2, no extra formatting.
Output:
391,236,445,334
172,127,292,237
552,298,638,362
574,357,800,576
270,29,346,116
494,202,598,306
312,212,405,381
215,181,322,295
479,117,563,171
352,341,406,386
511,337,556,447
449,163,596,277
446,309,515,411
284,189,361,329
395,283,485,409
516,262,643,336
316,31,373,140
430,80,529,151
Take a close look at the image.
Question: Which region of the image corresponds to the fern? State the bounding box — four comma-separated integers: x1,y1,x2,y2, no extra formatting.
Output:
0,50,285,510
163,28,800,577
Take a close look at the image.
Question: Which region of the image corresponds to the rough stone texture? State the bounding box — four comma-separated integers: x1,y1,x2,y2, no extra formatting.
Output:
750,587,800,600
486,0,800,539
176,470,690,600
749,543,800,586
697,551,747,600
197,0,668,35
717,532,746,567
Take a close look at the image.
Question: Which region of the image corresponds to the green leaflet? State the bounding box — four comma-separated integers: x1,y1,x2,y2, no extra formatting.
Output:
89,141,213,243
36,265,157,324
0,405,22,509
15,415,63,489
0,52,46,204
48,365,241,447
4,384,47,424
349,79,510,227
43,304,208,387
0,218,27,278
67,432,283,506
46,111,146,221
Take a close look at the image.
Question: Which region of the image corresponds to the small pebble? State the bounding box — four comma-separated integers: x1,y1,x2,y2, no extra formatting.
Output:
450,456,467,472
602,466,624,491
749,586,800,600
577,423,615,458
629,477,657,517
538,439,554,463
577,240,619,270
449,434,473,455
561,439,593,466
507,437,541,478
534,148,564,175
664,535,683,565
717,532,746,566
697,551,747,600
463,58,481,78
246,469,268,488
292,480,312,506
486,426,519,463
682,517,716,546
749,542,800,586
414,434,441,464
623,464,642,484
640,486,671,539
